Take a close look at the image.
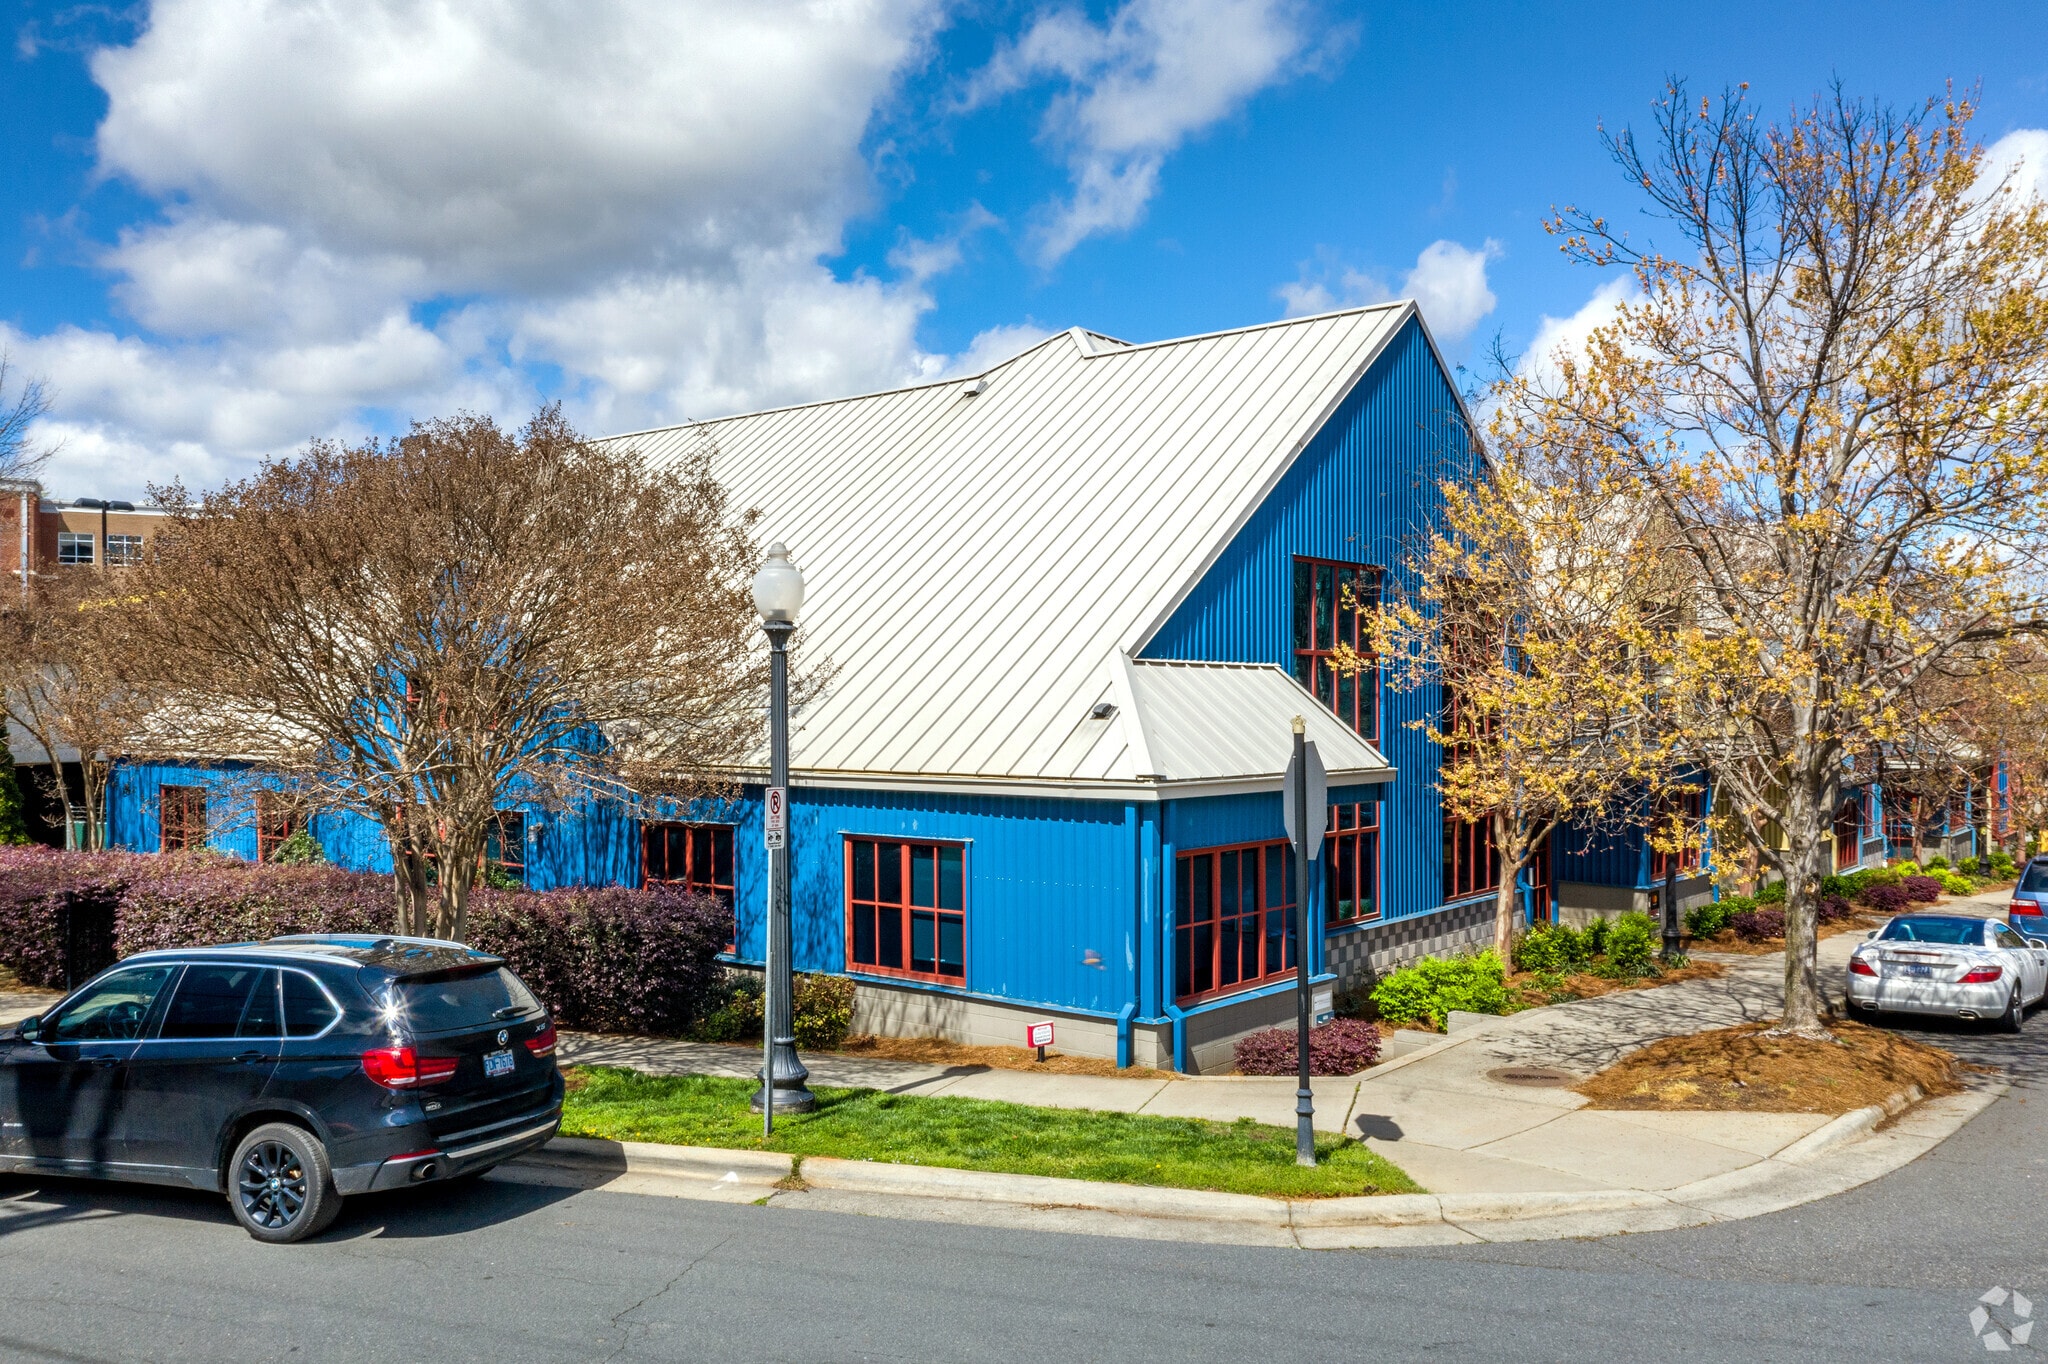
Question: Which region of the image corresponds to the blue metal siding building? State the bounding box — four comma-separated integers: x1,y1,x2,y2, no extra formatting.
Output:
105,305,1652,1072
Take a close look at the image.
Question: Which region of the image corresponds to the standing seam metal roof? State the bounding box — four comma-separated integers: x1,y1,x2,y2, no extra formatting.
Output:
606,304,1412,795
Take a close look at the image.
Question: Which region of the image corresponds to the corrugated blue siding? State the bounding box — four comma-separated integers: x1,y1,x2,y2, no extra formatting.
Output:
1141,318,1477,927
781,787,1136,1016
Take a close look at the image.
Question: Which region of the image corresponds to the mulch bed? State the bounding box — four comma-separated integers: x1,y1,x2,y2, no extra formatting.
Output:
1507,958,1726,1008
1693,911,1893,955
1575,1018,1963,1113
836,1034,1175,1079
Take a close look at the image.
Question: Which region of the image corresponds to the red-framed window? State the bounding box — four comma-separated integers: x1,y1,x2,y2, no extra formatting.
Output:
1884,804,1915,854
255,791,301,862
1326,801,1380,926
1834,795,1863,870
485,812,526,886
1175,840,1297,1003
1527,835,1554,924
1650,788,1705,881
1443,811,1499,901
643,821,735,910
160,786,206,853
1439,610,1500,903
847,838,965,984
1292,557,1382,740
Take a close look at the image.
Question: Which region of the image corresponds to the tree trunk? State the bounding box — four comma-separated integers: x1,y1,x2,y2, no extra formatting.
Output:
1491,810,1527,962
1776,766,1835,1038
392,849,432,938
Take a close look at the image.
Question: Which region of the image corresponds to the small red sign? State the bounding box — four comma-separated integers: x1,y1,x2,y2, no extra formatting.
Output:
1025,1021,1054,1049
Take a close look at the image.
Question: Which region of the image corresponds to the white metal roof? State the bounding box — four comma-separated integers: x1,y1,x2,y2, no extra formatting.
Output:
607,303,1416,799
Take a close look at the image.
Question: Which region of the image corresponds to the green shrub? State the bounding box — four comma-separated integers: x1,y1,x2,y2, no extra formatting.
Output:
1959,856,1981,876
1889,860,1921,875
1369,952,1511,1029
1940,871,1976,896
792,972,857,1050
1602,912,1658,977
1923,855,1950,872
1684,903,1727,938
1820,874,1853,898
1581,916,1611,957
1686,893,1750,939
268,828,327,865
692,973,764,1042
1991,850,2018,878
1512,924,1590,974
1756,880,1787,904
1862,866,1903,889
0,766,30,847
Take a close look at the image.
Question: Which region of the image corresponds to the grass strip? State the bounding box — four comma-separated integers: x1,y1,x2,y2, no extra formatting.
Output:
560,1066,1420,1200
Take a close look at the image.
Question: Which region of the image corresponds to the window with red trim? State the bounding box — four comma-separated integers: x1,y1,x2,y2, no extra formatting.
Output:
643,821,734,910
1834,795,1863,870
1175,840,1297,1003
160,786,206,853
1650,788,1705,880
485,812,526,886
847,838,965,983
1292,557,1381,740
1439,602,1500,903
255,792,300,863
1326,801,1380,926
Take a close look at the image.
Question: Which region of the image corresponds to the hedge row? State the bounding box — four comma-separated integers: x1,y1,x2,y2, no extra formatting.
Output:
0,846,730,1035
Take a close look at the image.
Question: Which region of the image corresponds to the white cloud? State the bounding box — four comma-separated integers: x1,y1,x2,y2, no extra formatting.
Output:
1516,276,1637,388
966,0,1318,264
1985,128,2048,208
1276,238,1502,341
21,0,1033,499
939,322,1058,378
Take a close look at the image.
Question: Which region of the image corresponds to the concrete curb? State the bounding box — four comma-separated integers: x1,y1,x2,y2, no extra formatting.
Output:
503,1079,1999,1246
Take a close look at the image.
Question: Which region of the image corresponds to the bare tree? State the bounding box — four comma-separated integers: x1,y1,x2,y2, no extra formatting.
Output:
0,577,156,849
1514,84,2048,1034
0,352,55,484
129,407,775,940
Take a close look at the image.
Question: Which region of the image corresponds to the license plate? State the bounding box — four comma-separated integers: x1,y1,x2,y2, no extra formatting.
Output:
1899,964,1935,979
484,1048,516,1078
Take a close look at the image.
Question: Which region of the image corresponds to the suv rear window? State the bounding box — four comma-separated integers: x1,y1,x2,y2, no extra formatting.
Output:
392,967,540,1033
2022,862,2048,893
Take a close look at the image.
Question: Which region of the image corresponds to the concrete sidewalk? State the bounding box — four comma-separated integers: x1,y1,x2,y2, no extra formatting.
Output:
562,931,1914,1200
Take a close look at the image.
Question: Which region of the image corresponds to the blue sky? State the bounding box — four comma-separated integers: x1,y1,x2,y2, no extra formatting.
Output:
4,0,2046,498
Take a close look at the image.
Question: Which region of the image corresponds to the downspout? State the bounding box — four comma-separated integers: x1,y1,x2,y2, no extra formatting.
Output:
17,489,27,602
1118,801,1140,1069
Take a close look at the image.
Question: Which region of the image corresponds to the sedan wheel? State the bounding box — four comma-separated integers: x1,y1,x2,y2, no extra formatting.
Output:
229,1122,342,1244
1998,985,2025,1035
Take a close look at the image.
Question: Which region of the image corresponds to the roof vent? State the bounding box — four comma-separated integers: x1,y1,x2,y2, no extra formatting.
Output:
1091,701,1116,720
961,376,990,397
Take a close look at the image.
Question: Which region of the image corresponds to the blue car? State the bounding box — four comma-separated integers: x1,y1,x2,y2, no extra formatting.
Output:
2010,857,2048,932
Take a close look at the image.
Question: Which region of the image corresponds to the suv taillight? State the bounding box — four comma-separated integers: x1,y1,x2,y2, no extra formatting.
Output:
362,1045,460,1089
1959,964,2005,984
524,1021,557,1058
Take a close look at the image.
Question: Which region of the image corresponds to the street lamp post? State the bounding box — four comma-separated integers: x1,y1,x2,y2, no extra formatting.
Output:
751,542,816,1128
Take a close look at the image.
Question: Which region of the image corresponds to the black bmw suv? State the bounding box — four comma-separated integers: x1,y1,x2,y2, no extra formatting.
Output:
0,935,563,1243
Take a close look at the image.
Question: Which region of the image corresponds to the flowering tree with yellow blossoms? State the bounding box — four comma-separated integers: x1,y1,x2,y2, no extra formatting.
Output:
1504,83,2048,1035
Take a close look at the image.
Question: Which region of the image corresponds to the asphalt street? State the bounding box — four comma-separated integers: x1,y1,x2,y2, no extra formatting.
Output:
0,1012,2042,1364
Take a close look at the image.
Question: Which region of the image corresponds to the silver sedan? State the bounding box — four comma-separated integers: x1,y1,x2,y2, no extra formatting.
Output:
1846,913,2048,1031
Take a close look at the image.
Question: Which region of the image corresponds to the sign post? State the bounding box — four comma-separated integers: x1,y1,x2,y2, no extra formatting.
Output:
764,785,787,850
1025,1021,1054,1062
1283,719,1326,1169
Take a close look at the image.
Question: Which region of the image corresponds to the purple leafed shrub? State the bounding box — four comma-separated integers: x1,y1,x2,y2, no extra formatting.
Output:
1863,883,1912,914
1815,894,1854,924
1731,908,1787,942
116,861,391,956
0,845,161,988
1901,875,1943,903
467,885,731,1036
2,848,731,1037
1233,1017,1384,1076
